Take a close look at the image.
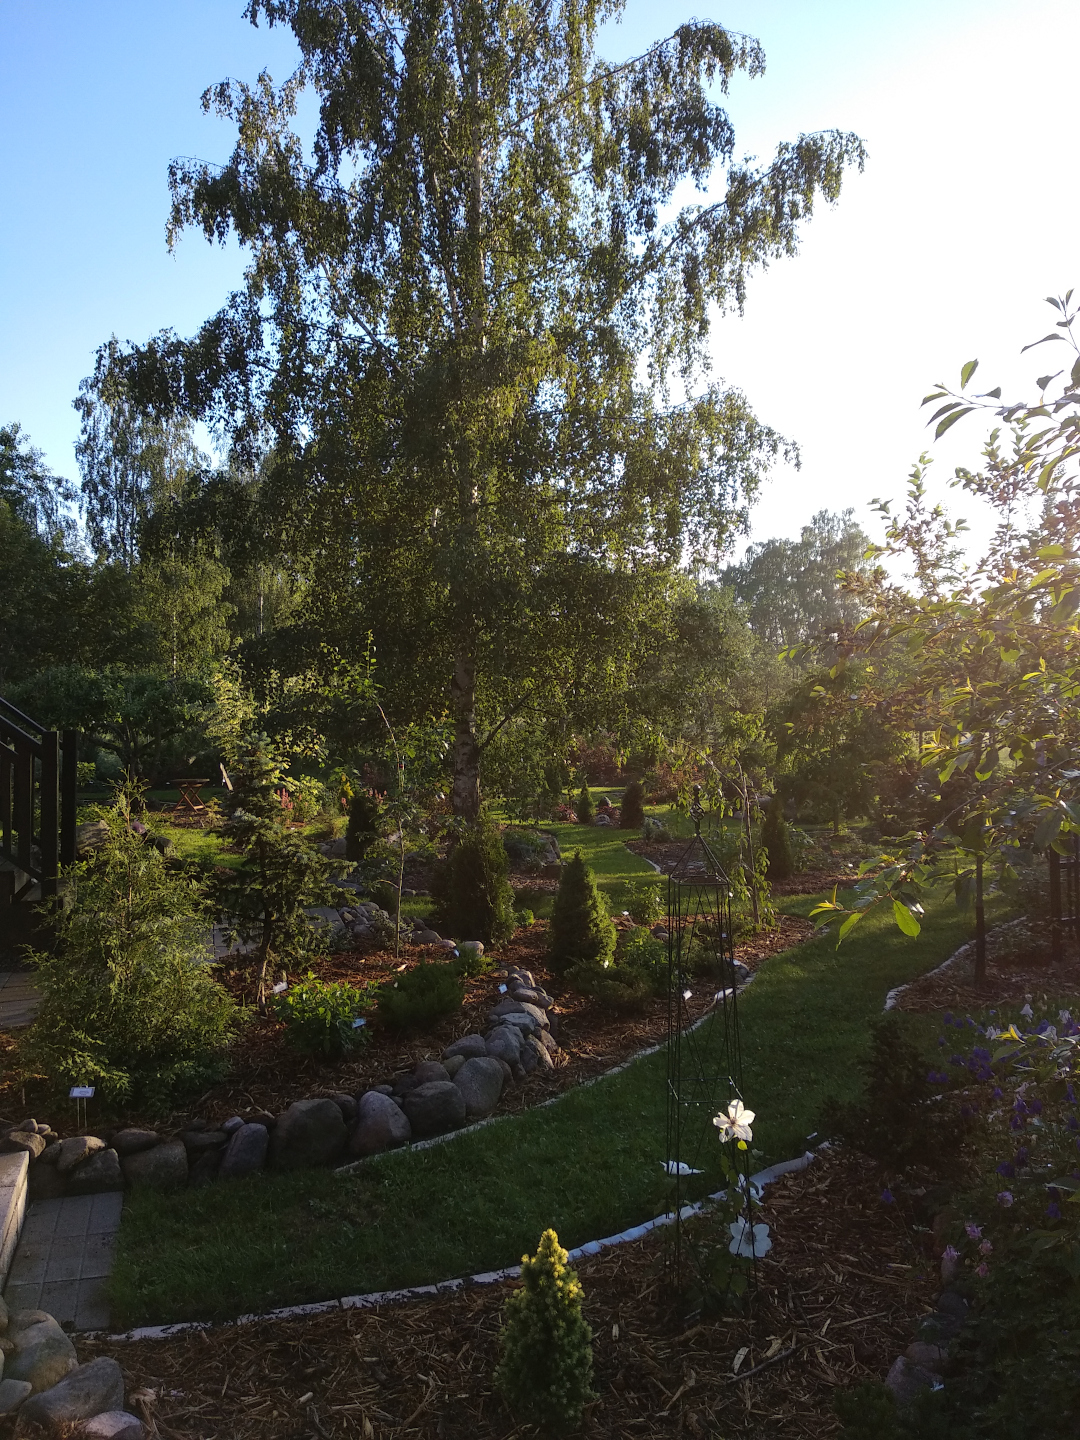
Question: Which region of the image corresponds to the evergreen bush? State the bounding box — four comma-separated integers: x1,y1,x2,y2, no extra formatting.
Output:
548,851,616,975
762,794,794,880
575,783,594,824
19,788,237,1109
376,961,464,1030
495,1229,595,1432
345,788,382,862
620,780,645,829
431,819,516,946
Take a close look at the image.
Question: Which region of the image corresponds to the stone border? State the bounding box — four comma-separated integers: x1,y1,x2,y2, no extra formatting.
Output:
89,1147,815,1344
883,917,1030,1011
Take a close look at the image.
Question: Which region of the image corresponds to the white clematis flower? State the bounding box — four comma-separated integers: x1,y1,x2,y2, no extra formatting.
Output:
713,1098,755,1144
728,1218,772,1258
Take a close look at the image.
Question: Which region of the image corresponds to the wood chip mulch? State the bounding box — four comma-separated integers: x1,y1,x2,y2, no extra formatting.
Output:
60,1147,933,1440
891,922,1080,1016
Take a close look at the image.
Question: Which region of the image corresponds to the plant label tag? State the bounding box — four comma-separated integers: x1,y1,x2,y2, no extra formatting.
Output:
272,981,288,994
682,989,692,1001
352,1017,367,1028
498,984,507,993
69,1086,94,1098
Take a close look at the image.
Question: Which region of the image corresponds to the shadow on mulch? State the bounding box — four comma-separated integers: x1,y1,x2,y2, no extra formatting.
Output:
61,1147,934,1440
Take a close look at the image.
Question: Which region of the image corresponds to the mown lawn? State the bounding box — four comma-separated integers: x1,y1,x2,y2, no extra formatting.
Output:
109,887,978,1327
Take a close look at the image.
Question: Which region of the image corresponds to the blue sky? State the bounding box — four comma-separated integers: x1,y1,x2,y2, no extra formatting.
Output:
2,0,1077,557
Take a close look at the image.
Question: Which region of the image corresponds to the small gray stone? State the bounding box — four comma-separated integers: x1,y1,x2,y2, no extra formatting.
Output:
538,1028,558,1052
400,1080,467,1138
414,930,443,945
443,1034,488,1060
349,1091,413,1158
414,1060,450,1085
17,1356,124,1426
906,1341,949,1374
488,996,527,1019
498,1010,544,1037
181,1130,227,1153
122,1140,188,1191
110,1128,160,1157
218,1122,269,1180
936,1290,969,1321
884,1355,937,1407
0,1377,31,1413
392,1072,423,1097
270,1099,346,1170
83,1412,146,1440
2,1131,44,1160
4,1312,78,1393
65,1147,123,1195
524,1033,554,1072
222,1115,245,1136
507,968,536,988
509,986,554,1009
56,1135,106,1174
453,1057,505,1118
485,1024,524,1064
443,1053,466,1078
371,1083,394,1096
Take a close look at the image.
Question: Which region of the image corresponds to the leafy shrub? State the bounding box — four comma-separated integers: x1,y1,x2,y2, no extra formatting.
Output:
762,795,794,880
787,825,818,873
620,780,645,829
271,973,374,1059
514,908,535,929
20,789,237,1109
495,1229,595,1432
431,819,516,946
502,826,548,865
625,879,663,927
289,774,327,822
620,927,668,993
549,850,616,975
346,788,382,863
575,783,594,824
642,816,671,844
376,961,464,1030
454,941,493,978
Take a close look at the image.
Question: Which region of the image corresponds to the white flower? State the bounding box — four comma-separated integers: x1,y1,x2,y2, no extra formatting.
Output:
713,1098,755,1144
661,1161,702,1176
728,1218,772,1258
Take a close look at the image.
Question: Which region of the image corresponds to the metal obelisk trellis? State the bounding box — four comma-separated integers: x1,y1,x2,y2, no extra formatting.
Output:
664,785,753,1293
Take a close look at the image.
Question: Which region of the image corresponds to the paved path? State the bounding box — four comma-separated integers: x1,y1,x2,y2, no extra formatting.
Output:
0,972,40,1028
2,1193,122,1330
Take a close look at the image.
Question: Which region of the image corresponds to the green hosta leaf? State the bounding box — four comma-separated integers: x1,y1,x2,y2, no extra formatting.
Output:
892,900,921,937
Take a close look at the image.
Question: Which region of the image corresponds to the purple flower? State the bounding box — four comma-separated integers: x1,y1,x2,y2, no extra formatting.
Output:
881,1188,895,1205
992,1087,1003,1100
1069,1117,1080,1132
951,1054,965,1066
975,1261,990,1278
1068,1083,1077,1105
1010,1115,1023,1131
1047,1201,1063,1220
997,1190,1014,1207
1014,1097,1028,1115
973,1046,991,1063
942,1244,959,1261
965,1222,982,1240
997,1161,1015,1178
1016,1147,1030,1164
979,1239,993,1255
944,1012,954,1025
938,1036,946,1047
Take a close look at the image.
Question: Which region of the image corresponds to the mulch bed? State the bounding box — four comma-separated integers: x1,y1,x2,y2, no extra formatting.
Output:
891,921,1080,1016
57,1146,934,1440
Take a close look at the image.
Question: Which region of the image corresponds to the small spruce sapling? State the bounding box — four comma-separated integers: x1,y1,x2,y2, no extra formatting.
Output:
549,851,616,975
495,1229,595,1432
761,794,794,881
620,779,645,830
431,819,516,946
345,788,382,863
575,783,595,824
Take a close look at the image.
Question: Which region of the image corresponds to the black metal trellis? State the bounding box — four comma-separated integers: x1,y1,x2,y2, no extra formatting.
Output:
1049,835,1080,963
664,785,755,1296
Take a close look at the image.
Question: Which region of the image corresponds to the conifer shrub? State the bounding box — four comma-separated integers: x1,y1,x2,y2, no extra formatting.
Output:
761,794,794,880
620,779,645,829
345,788,382,862
495,1229,595,1432
574,783,594,824
20,788,237,1109
548,851,616,976
431,819,516,946
376,961,465,1030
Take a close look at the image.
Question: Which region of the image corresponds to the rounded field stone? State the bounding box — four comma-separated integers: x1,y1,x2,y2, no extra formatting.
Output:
452,1057,505,1118
83,1412,146,1439
443,1053,466,1078
413,1060,450,1085
443,1034,488,1061
56,1135,106,1174
485,1024,523,1064
16,1355,123,1424
218,1122,269,1180
110,1128,160,1157
400,1081,466,1138
121,1140,189,1191
2,1131,44,1160
269,1099,346,1171
348,1091,412,1158
65,1148,123,1195
4,1312,78,1393
0,1377,32,1413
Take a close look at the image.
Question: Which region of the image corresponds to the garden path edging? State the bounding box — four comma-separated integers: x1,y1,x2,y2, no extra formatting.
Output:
88,1148,816,1344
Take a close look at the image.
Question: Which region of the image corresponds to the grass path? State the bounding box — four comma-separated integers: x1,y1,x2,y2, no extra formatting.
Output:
109,889,977,1327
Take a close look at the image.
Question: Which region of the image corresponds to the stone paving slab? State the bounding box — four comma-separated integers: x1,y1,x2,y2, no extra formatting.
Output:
0,971,41,1028
3,1192,122,1330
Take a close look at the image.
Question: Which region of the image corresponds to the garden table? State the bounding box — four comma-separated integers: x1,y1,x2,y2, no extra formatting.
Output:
170,778,211,816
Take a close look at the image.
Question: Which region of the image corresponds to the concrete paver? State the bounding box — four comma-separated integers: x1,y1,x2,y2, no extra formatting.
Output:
3,1192,122,1330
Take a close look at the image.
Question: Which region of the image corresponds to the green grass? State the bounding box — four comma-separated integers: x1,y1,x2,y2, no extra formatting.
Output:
108,888,979,1327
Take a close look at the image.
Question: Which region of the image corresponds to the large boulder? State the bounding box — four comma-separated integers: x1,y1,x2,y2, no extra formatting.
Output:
413,1060,450,1085
65,1148,123,1195
56,1135,106,1174
110,1129,159,1157
443,1034,488,1061
303,906,347,945
121,1140,188,1191
4,1311,78,1393
400,1081,466,1138
0,1379,32,1414
453,1057,505,1119
218,1123,269,1180
17,1356,124,1428
1,1131,45,1160
270,1099,346,1171
485,1024,523,1065
348,1091,413,1158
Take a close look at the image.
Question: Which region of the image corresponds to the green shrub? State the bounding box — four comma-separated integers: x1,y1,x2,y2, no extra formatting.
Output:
19,788,238,1110
625,878,663,927
620,927,668,994
454,940,493,978
566,959,652,1011
289,774,327,822
620,780,645,830
495,1229,595,1432
548,851,616,975
642,815,671,844
376,961,464,1030
270,973,375,1059
431,819,516,946
514,908,535,929
762,794,794,880
345,789,382,863
575,783,594,824
502,826,548,866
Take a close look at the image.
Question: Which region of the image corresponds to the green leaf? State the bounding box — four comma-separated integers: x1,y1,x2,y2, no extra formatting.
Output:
935,407,975,439
960,359,978,389
837,911,863,944
892,900,921,937
1038,544,1065,558
1071,355,1080,389
1022,333,1068,351
985,386,1002,400
1034,810,1064,849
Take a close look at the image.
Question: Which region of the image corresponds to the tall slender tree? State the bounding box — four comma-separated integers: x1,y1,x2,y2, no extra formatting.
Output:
117,0,864,815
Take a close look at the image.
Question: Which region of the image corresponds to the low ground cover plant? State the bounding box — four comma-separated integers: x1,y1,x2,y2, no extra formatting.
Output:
270,974,375,1059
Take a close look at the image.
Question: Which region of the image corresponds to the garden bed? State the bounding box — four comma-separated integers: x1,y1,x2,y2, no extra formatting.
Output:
71,1146,934,1440
891,916,1080,1016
